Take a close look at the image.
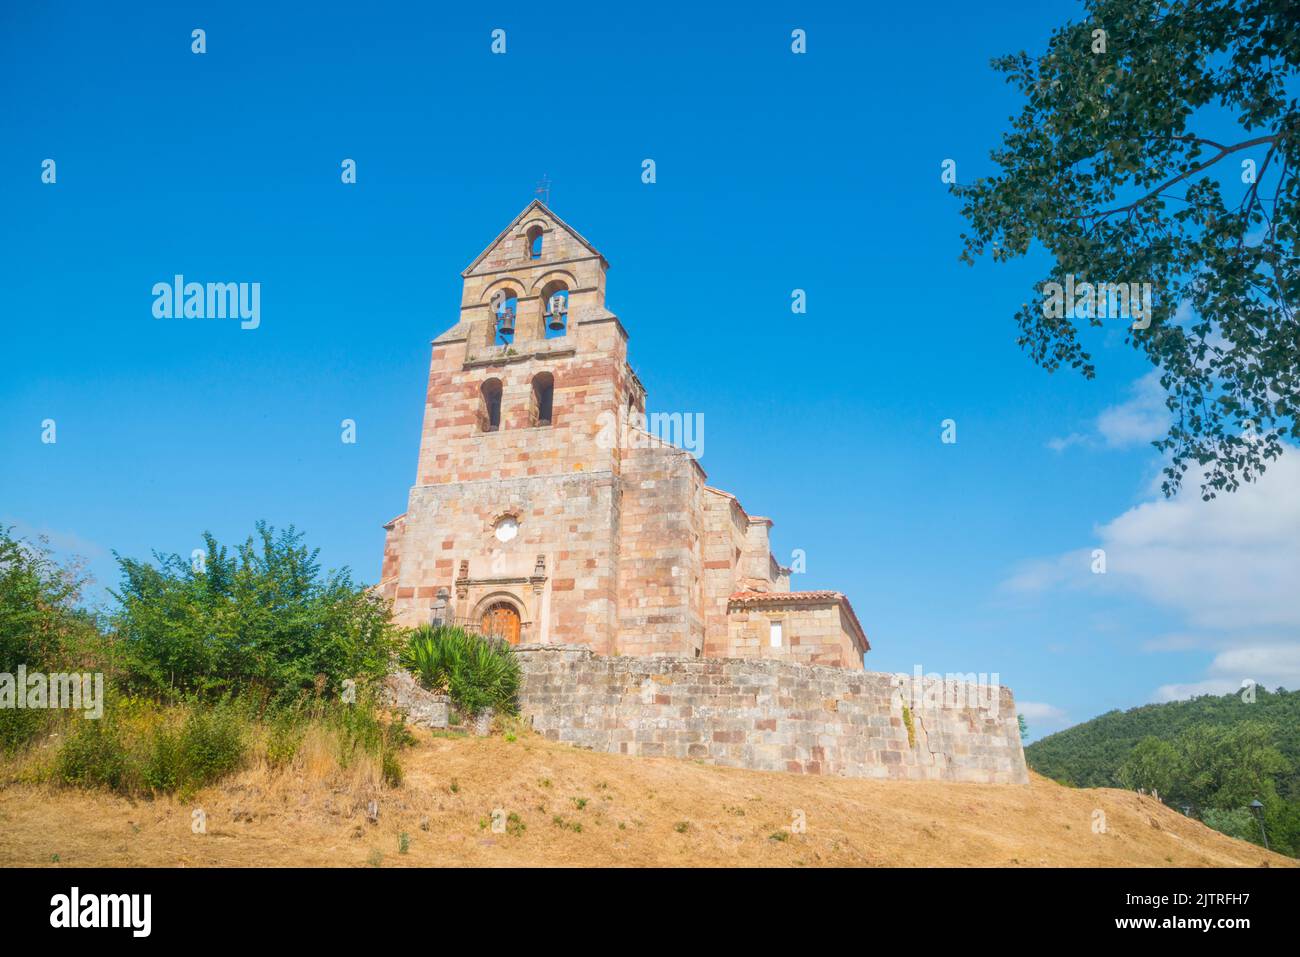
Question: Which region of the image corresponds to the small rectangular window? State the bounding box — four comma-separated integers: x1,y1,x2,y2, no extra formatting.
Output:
769,620,782,648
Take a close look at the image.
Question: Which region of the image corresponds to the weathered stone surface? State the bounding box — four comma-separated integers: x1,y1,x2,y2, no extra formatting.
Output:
515,646,1029,785
380,671,450,729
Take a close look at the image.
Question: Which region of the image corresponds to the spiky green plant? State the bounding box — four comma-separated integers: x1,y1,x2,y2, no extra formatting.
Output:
401,625,520,717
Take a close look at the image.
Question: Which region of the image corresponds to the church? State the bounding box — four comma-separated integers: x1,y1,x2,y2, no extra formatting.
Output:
378,201,870,670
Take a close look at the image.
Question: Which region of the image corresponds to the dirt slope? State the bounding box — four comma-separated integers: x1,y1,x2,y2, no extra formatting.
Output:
0,729,1291,867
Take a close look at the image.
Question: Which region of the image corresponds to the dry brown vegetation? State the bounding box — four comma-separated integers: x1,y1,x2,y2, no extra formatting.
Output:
0,725,1293,868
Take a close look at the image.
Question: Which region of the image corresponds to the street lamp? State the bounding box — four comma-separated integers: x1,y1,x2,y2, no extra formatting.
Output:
1248,799,1270,851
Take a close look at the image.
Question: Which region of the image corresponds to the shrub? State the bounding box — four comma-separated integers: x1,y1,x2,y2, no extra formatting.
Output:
381,748,403,788
266,714,305,769
326,695,410,786
140,724,182,793
0,708,48,756
0,526,105,677
402,625,520,717
0,526,110,757
56,718,128,791
1202,808,1258,845
177,704,246,789
111,522,400,703
132,703,247,795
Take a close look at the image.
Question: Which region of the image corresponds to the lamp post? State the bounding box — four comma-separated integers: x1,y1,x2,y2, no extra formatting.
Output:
1248,799,1270,851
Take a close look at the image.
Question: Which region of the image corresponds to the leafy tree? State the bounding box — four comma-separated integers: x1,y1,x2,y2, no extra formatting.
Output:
1175,721,1289,809
112,522,399,702
955,0,1299,498
1200,807,1258,843
1018,713,1029,740
0,526,107,751
0,525,103,675
1117,735,1181,794
1027,687,1300,855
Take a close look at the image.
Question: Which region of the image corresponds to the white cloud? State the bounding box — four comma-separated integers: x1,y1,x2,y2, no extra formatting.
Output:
1005,446,1300,700
3,518,106,560
1153,678,1240,701
1154,645,1300,701
1096,370,1170,448
1016,701,1071,738
1017,700,1067,723
1099,450,1300,630
1048,370,1170,452
1046,432,1089,453
1000,551,1080,594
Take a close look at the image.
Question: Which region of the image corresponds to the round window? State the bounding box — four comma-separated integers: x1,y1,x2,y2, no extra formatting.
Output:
494,516,519,542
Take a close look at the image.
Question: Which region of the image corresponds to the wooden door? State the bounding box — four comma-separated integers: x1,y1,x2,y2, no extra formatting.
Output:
481,602,521,645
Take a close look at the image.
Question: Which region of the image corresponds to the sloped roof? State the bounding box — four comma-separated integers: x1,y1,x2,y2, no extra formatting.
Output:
461,199,607,277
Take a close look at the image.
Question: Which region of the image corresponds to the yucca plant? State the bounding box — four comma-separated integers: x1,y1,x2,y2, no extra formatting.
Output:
401,625,520,717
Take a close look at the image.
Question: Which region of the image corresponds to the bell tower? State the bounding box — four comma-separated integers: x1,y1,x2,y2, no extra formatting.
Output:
381,201,868,669
411,200,644,488
380,201,647,650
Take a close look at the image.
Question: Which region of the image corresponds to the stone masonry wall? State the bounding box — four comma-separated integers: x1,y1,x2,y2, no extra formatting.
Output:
615,442,706,658
516,645,1029,784
723,599,861,669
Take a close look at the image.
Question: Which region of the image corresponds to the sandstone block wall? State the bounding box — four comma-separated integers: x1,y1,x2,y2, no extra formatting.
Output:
615,443,706,658
723,598,861,669
516,646,1029,784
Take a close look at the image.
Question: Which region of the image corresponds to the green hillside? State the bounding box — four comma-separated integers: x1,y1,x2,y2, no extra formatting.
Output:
1025,687,1300,856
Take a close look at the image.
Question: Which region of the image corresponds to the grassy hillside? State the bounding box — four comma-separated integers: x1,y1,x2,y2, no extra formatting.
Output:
1,729,1292,868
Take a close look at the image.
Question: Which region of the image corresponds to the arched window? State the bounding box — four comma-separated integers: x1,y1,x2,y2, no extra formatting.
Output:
479,378,503,432
526,225,544,260
530,372,554,427
491,291,518,345
540,281,569,339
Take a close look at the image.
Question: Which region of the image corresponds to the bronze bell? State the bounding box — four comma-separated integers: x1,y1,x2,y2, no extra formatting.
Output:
547,295,567,331
498,309,515,337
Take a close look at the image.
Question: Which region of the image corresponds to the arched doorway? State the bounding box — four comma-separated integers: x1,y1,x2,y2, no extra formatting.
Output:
481,601,521,645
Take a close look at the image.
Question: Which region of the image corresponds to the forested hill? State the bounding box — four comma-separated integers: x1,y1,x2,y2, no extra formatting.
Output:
1026,687,1300,789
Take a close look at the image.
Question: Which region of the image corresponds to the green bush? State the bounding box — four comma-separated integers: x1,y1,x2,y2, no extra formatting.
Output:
0,707,48,756
126,704,248,795
1202,808,1258,845
140,724,182,792
0,525,109,758
266,714,305,769
0,526,105,677
111,522,400,704
328,695,411,784
381,748,403,788
177,705,246,789
56,718,128,790
402,625,520,718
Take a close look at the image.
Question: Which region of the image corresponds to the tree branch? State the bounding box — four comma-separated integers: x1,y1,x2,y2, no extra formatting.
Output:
1085,134,1279,223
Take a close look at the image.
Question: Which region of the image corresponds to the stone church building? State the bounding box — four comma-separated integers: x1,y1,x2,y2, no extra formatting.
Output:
378,201,870,669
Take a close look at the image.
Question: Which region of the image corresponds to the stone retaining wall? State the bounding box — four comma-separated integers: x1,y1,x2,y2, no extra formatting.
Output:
515,645,1029,784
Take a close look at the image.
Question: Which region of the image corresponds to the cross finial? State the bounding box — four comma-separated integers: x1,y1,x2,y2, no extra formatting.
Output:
534,174,551,206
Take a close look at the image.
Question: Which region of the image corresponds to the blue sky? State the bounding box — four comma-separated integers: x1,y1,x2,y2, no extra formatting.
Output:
3,0,1296,741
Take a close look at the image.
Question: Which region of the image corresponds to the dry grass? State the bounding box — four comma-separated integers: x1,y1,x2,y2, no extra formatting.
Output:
0,726,1293,868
